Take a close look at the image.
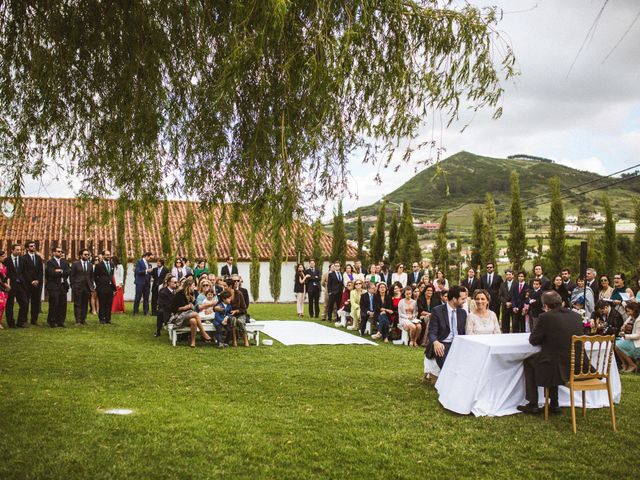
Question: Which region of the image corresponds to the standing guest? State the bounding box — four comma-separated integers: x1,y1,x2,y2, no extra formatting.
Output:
220,256,238,277
70,249,93,325
111,255,125,314
479,262,502,318
359,282,377,336
391,264,408,288
90,255,100,315
371,282,394,343
168,277,213,348
305,260,321,319
498,269,515,333
561,268,577,294
530,264,551,291
616,302,640,373
133,252,153,315
171,258,187,281
417,284,442,344
343,264,356,287
461,268,478,296
151,258,168,316
408,262,424,286
512,271,529,333
586,268,599,299
22,241,44,325
398,286,421,347
348,279,364,331
527,278,544,332
426,285,467,368
433,270,449,293
466,289,501,335
326,261,344,323
365,264,380,285
0,250,9,328
294,263,307,318
518,291,584,415
3,244,28,328
551,275,571,308
45,246,70,327
353,260,363,276
195,278,213,307
94,250,116,324
155,275,177,337
571,277,595,319
611,272,634,307
193,259,208,279
598,274,614,300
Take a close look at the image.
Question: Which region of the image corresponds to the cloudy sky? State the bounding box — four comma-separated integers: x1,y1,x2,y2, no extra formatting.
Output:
22,1,640,219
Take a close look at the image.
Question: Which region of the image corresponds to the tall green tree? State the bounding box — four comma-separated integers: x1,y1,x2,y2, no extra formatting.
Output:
534,236,544,266
470,208,484,269
356,209,365,263
312,219,324,274
602,194,618,275
433,212,449,278
371,201,387,263
548,177,565,273
269,219,283,303
206,210,218,275
397,201,422,266
160,197,172,261
1,3,514,216
480,193,497,267
387,209,400,266
507,171,527,271
249,224,260,302
331,200,347,265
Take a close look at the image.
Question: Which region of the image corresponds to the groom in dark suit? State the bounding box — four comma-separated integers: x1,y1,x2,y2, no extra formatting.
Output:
93,250,116,324
133,251,153,315
426,285,467,368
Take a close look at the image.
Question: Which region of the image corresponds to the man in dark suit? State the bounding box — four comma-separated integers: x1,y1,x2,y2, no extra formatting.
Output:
22,240,44,325
220,256,238,277
408,262,424,286
377,263,390,286
45,246,71,327
326,261,344,323
585,268,599,299
70,248,94,325
527,279,544,332
498,269,515,333
461,268,478,295
151,258,168,316
305,259,321,318
3,244,28,328
479,262,503,318
518,291,585,414
426,285,467,368
561,268,577,294
530,264,551,291
511,271,529,333
155,275,177,337
133,251,153,315
359,282,377,336
93,250,116,324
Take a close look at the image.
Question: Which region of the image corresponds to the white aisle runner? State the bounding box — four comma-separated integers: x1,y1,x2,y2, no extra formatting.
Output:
261,321,377,346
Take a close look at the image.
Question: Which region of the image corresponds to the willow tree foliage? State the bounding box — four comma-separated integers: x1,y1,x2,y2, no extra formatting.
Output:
206,210,218,274
269,219,283,302
182,202,196,261
160,198,172,260
249,225,261,302
312,219,324,273
507,171,527,271
0,2,514,216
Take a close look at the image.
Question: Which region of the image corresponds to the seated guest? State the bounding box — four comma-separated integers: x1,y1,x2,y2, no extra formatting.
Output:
391,263,407,288
347,279,363,331
465,289,500,335
171,258,187,281
196,277,213,306
570,277,595,318
458,286,474,314
193,259,208,279
336,280,354,328
235,276,250,313
365,264,380,285
371,282,394,343
359,281,377,336
590,300,624,337
155,275,177,337
225,278,249,347
343,264,356,286
398,286,421,347
168,277,213,348
433,270,449,292
615,302,640,373
426,285,467,368
417,284,441,345
212,291,233,348
518,291,584,414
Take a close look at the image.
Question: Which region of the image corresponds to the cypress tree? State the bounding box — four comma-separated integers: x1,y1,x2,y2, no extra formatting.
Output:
206,209,218,275
433,212,449,277
507,171,527,271
548,177,565,273
331,200,347,265
481,193,497,267
249,224,260,302
160,197,172,260
369,229,378,263
535,236,544,265
183,202,196,262
632,198,640,270
388,209,399,266
470,208,483,269
397,201,421,266
312,219,323,274
371,201,386,263
356,209,364,262
269,218,283,302
602,194,617,275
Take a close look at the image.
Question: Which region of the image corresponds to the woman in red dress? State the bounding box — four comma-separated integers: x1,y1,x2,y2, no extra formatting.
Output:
111,255,126,314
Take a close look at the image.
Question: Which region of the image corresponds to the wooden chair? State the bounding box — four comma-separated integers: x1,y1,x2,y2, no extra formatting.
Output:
545,335,617,433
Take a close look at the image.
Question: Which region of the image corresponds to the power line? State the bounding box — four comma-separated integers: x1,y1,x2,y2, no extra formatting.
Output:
602,9,640,64
566,0,610,79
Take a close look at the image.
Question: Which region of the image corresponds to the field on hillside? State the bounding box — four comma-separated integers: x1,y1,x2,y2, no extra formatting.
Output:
1,303,638,479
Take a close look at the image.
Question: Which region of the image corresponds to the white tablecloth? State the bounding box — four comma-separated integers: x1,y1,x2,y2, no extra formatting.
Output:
434,333,622,417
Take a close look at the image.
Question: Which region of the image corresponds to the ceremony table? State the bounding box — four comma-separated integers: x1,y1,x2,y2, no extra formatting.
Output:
434,333,622,417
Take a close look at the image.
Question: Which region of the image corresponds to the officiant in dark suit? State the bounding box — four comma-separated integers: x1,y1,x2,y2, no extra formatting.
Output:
461,268,478,296
498,269,515,333
479,262,502,318
305,260,321,318
45,246,70,327
151,258,168,316
22,241,44,325
326,261,344,323
426,285,467,368
94,250,116,324
70,249,94,325
220,256,238,277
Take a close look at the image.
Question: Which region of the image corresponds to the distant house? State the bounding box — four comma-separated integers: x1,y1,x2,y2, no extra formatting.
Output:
592,212,605,223
420,223,440,231
616,220,635,233
565,215,578,224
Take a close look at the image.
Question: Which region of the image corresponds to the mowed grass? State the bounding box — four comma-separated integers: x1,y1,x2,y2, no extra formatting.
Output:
1,303,638,479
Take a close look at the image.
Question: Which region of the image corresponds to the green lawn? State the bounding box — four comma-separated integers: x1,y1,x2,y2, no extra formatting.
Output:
1,303,638,479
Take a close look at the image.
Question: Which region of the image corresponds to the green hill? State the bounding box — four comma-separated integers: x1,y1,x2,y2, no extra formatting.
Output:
345,151,640,234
